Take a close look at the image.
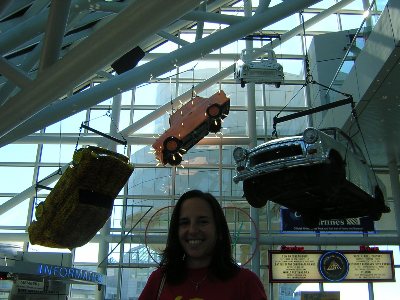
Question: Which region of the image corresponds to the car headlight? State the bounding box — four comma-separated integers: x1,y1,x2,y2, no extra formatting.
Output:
303,127,319,144
233,147,248,162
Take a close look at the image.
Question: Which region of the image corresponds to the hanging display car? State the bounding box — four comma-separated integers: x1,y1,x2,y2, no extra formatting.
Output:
28,146,134,249
232,127,390,227
234,48,284,88
152,90,230,166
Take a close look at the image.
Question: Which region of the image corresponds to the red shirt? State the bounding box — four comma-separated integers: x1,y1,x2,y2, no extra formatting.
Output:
139,267,267,300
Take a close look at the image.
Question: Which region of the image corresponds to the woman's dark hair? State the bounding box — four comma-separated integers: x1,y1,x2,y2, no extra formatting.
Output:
160,189,239,284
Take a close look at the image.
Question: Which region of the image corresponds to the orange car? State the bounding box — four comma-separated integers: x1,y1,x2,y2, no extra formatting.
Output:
152,90,230,166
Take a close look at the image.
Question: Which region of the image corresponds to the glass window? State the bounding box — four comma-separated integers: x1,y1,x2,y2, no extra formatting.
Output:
0,144,37,162
324,282,369,299
45,111,87,133
40,144,76,163
304,13,339,32
0,167,34,193
373,274,400,300
340,14,365,30
266,14,299,31
74,243,99,263
0,199,29,226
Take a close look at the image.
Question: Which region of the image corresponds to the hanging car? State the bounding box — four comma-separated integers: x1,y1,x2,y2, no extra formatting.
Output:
234,48,284,88
152,90,230,166
28,146,134,249
232,127,390,227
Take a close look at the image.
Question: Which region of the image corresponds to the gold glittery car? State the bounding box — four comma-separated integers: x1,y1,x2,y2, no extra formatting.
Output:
28,146,134,249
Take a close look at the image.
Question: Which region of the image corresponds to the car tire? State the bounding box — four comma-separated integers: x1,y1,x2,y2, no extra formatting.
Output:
166,152,183,166
240,79,246,88
275,82,281,88
163,137,183,166
243,180,268,208
208,118,222,133
163,136,181,152
206,104,222,118
325,152,345,190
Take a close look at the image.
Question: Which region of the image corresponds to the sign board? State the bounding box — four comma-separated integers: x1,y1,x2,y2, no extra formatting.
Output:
269,250,395,283
16,279,44,292
281,209,375,232
12,261,106,285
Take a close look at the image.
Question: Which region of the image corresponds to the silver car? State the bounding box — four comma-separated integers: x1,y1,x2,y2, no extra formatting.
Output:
234,48,284,88
233,127,390,227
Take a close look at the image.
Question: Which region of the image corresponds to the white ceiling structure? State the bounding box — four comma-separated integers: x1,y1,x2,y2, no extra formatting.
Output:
0,0,398,171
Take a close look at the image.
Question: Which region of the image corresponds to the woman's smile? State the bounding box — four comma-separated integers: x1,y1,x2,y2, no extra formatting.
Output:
178,197,217,268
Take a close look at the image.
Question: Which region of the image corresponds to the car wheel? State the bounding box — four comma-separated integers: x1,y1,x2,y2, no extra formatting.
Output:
208,118,222,133
243,180,268,208
275,82,281,88
206,104,222,118
326,152,345,190
166,152,183,166
163,136,181,152
241,79,246,88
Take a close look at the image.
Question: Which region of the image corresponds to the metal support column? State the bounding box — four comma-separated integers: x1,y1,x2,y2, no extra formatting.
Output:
95,93,122,300
243,0,261,277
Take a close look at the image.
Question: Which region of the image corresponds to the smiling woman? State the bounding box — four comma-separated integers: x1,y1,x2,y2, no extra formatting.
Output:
138,189,267,300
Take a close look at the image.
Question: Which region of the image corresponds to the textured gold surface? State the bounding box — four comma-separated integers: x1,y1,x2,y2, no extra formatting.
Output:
28,146,134,249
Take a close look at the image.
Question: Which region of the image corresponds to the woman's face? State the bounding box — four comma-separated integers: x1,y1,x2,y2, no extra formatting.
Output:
178,197,217,269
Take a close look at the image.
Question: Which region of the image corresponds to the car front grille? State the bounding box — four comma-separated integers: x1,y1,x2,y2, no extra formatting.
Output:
246,69,276,76
249,143,304,167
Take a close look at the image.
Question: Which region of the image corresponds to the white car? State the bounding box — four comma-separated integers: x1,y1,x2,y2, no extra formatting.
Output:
232,127,390,227
234,48,284,88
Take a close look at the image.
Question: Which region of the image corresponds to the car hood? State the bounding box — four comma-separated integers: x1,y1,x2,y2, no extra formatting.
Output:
249,136,303,152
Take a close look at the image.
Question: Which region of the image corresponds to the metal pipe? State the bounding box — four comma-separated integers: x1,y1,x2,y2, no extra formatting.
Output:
254,0,271,15
244,0,260,277
157,30,190,47
182,10,246,25
95,93,122,300
0,8,49,56
0,42,42,106
195,2,206,41
0,57,32,88
37,0,72,73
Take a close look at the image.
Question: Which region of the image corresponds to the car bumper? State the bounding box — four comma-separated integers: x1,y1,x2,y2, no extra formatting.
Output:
233,156,328,183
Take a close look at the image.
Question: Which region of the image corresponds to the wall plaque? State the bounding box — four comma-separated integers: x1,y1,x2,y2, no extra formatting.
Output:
269,250,395,283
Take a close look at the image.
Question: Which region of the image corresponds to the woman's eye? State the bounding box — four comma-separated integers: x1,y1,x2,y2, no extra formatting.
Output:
199,219,210,225
179,220,189,226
